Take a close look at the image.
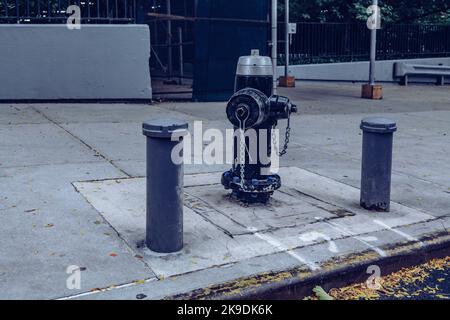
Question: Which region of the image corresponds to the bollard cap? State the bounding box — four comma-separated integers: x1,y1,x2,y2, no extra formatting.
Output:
143,119,188,138
360,117,397,133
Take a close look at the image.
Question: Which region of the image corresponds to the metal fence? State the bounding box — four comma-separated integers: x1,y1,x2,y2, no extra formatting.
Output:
279,22,450,64
0,0,137,23
3,3,450,68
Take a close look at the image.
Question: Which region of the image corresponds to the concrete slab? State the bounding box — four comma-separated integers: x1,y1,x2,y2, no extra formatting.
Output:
73,167,435,283
278,82,450,115
0,105,47,124
288,111,448,152
391,135,450,187
281,146,450,217
160,102,226,121
71,249,314,300
73,178,283,277
281,167,434,229
388,111,450,138
61,122,145,162
407,110,450,124
185,183,352,235
74,216,449,300
33,104,198,124
112,159,230,177
0,162,154,300
61,119,231,164
285,111,450,188
0,123,102,168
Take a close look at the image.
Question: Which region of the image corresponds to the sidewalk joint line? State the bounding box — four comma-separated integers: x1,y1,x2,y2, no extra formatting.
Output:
30,106,132,178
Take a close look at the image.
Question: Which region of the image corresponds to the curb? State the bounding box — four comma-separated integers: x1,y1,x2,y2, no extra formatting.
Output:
167,232,450,300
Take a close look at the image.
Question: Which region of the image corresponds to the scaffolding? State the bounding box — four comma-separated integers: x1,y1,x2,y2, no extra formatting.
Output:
147,0,270,97
147,0,195,85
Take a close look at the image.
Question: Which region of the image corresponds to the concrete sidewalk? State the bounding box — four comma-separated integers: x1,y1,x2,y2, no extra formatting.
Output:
0,82,449,299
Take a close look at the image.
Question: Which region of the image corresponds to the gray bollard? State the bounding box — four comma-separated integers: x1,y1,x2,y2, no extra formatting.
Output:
142,119,188,253
360,117,397,212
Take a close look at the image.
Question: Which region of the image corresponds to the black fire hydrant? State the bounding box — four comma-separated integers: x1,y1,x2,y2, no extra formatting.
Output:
221,88,297,203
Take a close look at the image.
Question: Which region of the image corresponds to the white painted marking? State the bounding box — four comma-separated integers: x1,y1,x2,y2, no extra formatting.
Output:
373,219,424,246
325,221,387,257
358,236,379,242
57,277,157,300
299,231,339,253
247,227,321,271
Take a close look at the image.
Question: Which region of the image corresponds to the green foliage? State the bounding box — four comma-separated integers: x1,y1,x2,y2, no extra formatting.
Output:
312,286,334,300
281,0,450,24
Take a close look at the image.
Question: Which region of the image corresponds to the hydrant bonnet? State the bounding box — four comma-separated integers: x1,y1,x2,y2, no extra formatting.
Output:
236,51,273,77
235,50,274,98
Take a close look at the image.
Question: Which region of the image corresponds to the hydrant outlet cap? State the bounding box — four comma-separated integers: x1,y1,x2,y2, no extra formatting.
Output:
143,119,189,138
360,117,397,133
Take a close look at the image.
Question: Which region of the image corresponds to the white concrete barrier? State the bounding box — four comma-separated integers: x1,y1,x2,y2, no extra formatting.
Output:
278,57,450,84
0,24,152,100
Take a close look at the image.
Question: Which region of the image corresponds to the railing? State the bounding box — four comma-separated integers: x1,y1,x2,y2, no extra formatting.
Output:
0,0,137,23
279,22,450,65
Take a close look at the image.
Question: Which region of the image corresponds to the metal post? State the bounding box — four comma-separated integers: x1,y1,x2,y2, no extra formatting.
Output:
142,119,188,253
271,0,278,94
178,27,184,85
360,117,397,212
284,0,289,78
369,0,378,85
153,0,158,46
167,0,173,80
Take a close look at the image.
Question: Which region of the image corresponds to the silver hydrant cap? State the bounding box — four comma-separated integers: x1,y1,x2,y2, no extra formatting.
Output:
236,50,273,76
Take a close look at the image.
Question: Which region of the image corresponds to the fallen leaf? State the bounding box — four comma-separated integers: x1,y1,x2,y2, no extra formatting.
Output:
313,286,334,300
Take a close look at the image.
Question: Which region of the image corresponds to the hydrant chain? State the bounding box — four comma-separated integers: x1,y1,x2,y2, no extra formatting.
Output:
273,112,292,157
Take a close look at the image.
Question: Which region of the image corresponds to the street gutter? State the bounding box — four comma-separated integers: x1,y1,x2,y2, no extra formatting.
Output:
167,232,450,300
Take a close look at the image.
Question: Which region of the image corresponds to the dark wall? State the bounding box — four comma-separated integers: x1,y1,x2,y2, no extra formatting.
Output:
193,0,270,101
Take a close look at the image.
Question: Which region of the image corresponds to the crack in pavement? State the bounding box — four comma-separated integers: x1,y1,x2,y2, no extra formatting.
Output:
30,106,132,178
